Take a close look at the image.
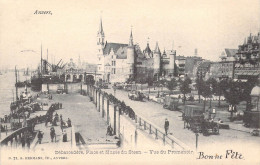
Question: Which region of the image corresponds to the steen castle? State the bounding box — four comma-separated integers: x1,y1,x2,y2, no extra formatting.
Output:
96,18,177,83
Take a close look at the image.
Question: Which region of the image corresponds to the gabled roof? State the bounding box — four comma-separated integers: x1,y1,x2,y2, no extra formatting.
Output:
103,42,144,59
103,42,128,55
225,49,238,57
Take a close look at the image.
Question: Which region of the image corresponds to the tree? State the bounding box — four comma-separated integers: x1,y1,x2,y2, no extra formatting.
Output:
166,78,178,94
147,76,153,95
222,80,242,119
237,78,258,110
195,77,204,103
180,76,192,105
214,80,223,107
201,79,214,111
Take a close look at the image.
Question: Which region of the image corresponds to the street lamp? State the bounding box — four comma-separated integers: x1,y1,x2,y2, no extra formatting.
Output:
194,128,199,150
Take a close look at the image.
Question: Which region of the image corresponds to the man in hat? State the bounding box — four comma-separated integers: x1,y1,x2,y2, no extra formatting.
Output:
164,118,169,135
38,131,43,144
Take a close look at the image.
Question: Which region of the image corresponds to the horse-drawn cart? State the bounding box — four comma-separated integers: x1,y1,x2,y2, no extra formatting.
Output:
183,105,219,136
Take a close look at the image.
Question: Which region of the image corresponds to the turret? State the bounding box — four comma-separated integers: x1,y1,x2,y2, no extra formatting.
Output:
127,28,135,78
153,42,161,74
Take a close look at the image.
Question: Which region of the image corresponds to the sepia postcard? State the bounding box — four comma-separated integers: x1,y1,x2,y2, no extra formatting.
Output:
0,0,259,164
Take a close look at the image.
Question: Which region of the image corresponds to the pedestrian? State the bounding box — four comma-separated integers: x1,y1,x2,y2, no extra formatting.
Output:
60,119,64,131
38,131,43,144
164,118,169,135
45,116,49,127
62,130,67,142
26,136,30,149
21,135,25,148
106,125,113,136
50,127,55,142
67,118,71,127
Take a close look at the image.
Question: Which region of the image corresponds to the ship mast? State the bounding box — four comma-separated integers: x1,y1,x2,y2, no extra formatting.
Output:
40,44,42,75
15,66,18,101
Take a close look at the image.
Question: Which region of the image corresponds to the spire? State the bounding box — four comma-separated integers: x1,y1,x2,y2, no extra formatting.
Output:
154,41,161,54
163,48,166,56
129,26,134,46
98,16,104,36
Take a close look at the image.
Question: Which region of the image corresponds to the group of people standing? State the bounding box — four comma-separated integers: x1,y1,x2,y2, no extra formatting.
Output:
38,112,72,144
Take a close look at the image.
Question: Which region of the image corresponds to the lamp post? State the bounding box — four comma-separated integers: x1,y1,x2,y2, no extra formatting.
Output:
195,128,199,150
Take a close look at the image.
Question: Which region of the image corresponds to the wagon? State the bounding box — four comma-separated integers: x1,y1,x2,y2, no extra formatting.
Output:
128,90,144,101
163,95,179,111
183,105,219,136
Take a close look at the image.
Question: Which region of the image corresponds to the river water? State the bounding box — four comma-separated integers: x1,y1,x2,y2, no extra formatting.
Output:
0,71,35,118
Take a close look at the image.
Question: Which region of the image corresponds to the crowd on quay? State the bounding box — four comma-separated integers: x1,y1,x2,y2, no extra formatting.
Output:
1,102,67,149
0,89,67,149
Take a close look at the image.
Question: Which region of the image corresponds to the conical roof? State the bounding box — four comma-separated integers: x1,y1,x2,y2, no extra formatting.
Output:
129,29,134,46
154,42,161,54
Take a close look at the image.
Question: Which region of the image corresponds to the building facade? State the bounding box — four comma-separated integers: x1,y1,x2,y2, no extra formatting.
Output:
219,49,238,79
235,32,260,80
96,18,177,83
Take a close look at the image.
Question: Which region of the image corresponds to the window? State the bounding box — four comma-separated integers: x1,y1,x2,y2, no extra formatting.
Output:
112,61,116,66
112,68,116,74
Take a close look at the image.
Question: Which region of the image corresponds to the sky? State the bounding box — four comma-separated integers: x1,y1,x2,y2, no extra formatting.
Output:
0,0,259,69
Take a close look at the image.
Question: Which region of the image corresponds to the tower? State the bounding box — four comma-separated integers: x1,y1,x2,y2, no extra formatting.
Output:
169,49,176,76
97,17,105,53
97,17,105,75
127,28,135,79
153,42,161,75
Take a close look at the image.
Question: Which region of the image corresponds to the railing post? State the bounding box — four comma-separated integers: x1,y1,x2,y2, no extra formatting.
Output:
107,99,109,124
155,129,158,139
98,92,101,112
149,124,152,134
114,105,117,135
144,121,146,130
102,94,104,118
95,90,98,107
